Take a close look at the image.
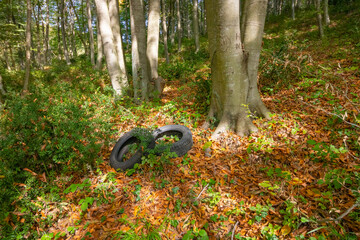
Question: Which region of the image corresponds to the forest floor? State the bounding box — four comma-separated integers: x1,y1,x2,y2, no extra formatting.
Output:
2,7,360,240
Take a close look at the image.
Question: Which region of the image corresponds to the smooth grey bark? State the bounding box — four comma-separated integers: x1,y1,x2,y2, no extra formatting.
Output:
324,0,330,25
69,7,77,58
169,0,175,45
176,0,182,52
292,0,296,20
184,0,190,38
36,1,42,68
244,0,271,119
24,0,31,91
316,0,324,38
96,20,103,70
130,0,150,101
60,0,71,64
45,0,50,64
161,0,170,63
86,0,95,65
193,0,200,53
147,0,162,94
109,0,128,84
205,0,268,138
95,0,127,95
69,0,89,54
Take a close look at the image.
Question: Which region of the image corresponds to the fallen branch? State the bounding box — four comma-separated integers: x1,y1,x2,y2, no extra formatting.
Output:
195,183,209,201
231,221,239,240
317,202,360,223
300,99,360,129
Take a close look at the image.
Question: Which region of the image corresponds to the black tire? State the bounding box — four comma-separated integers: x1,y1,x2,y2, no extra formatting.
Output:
110,129,155,171
152,125,193,157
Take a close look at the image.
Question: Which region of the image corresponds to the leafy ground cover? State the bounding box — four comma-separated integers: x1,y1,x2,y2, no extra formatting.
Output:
1,6,360,240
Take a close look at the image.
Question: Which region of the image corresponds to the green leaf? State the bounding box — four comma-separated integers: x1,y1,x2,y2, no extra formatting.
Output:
259,181,272,188
307,139,317,145
172,186,180,194
182,231,194,240
202,141,212,150
199,229,208,237
300,217,309,223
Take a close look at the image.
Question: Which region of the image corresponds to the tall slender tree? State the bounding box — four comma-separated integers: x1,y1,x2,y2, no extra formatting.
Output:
161,0,170,63
193,0,200,53
86,0,95,65
95,20,103,70
147,0,162,94
176,0,182,52
95,0,128,95
316,0,324,38
324,0,330,25
44,0,50,64
130,0,150,101
60,0,70,64
109,0,128,83
24,0,32,91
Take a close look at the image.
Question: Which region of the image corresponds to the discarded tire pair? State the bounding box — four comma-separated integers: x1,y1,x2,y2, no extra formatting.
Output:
110,125,193,171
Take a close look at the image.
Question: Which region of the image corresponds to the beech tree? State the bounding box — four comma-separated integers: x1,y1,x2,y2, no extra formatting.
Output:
24,0,31,91
324,0,330,26
147,0,162,94
95,0,128,95
130,0,150,101
86,0,95,65
161,0,170,63
95,20,103,70
109,0,128,83
316,0,324,38
193,0,200,53
60,0,70,64
176,0,182,52
205,0,270,138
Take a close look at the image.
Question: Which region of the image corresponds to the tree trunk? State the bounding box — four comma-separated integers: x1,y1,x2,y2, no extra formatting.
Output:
244,0,271,119
36,1,42,69
95,0,128,95
124,1,130,50
184,0,190,38
169,0,175,45
161,0,170,63
324,0,330,25
24,0,32,91
57,0,62,59
193,0,200,53
292,0,296,19
205,0,268,138
96,20,104,70
147,0,162,95
60,0,71,64
130,0,150,101
86,0,95,65
69,0,89,54
45,0,50,64
109,0,128,84
69,7,78,58
316,0,324,38
176,0,182,52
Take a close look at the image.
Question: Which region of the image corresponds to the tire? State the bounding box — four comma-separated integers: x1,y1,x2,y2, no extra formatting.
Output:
110,129,155,171
152,125,193,157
